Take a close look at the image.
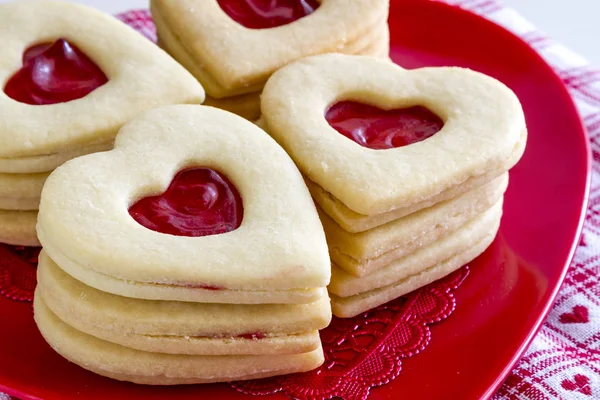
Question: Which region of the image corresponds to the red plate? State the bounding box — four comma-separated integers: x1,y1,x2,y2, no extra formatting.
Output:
0,0,590,399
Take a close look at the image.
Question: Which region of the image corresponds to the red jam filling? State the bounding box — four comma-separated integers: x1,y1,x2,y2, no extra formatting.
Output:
238,332,266,340
180,283,224,291
129,168,244,237
4,38,108,105
325,101,444,150
217,0,320,29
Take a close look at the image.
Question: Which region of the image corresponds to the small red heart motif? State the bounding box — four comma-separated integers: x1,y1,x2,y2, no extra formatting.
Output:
217,0,320,29
559,305,589,324
561,374,592,396
4,38,108,105
128,167,244,237
325,101,444,150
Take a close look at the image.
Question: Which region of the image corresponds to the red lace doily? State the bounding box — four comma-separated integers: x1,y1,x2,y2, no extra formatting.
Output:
230,268,468,400
0,245,39,302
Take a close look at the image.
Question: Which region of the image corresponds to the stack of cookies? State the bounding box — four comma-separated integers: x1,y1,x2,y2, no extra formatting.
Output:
261,54,527,318
34,105,332,384
150,0,390,120
0,1,205,246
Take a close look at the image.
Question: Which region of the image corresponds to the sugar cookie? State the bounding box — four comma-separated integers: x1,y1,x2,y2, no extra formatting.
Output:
330,203,502,318
39,237,326,304
329,200,502,298
324,174,507,276
0,171,49,210
37,251,330,355
34,296,325,385
0,141,113,174
0,1,204,160
305,168,509,232
37,105,330,302
151,0,389,98
261,54,526,217
0,210,39,246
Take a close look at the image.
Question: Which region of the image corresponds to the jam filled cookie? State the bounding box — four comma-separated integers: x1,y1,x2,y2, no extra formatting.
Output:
37,105,330,304
323,174,508,276
262,54,526,219
37,252,331,356
0,1,204,245
329,201,502,317
0,1,204,170
34,105,330,383
34,296,325,385
261,53,527,316
151,0,389,119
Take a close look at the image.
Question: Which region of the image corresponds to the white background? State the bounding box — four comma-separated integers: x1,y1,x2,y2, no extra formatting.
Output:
1,0,599,65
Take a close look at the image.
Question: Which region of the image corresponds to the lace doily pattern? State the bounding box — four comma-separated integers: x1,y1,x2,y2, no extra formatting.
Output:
0,245,39,302
231,268,469,400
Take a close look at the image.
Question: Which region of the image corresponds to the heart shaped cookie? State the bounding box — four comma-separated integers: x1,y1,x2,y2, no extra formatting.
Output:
0,1,205,246
261,53,526,316
0,1,204,172
151,0,389,99
37,105,330,304
34,296,325,385
34,105,331,384
37,251,331,356
329,201,502,317
262,54,526,218
323,174,508,277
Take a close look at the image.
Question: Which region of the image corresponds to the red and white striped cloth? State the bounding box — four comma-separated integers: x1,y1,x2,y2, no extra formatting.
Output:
2,0,600,399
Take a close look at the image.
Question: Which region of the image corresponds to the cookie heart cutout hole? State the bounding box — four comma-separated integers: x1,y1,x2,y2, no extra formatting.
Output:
217,0,320,29
326,101,444,150
129,168,244,237
4,38,108,105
